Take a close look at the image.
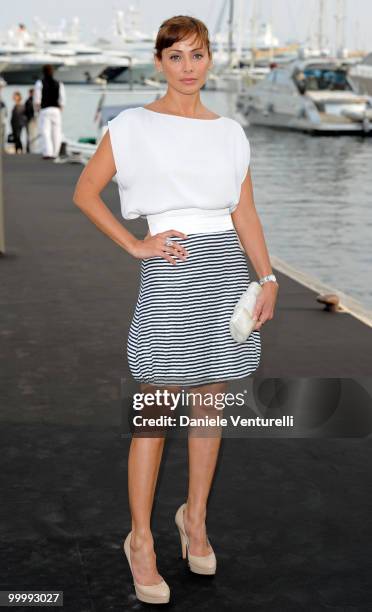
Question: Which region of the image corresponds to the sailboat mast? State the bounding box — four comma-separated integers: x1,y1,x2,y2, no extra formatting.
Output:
227,0,234,67
236,0,243,65
335,0,346,57
250,0,257,70
318,0,325,52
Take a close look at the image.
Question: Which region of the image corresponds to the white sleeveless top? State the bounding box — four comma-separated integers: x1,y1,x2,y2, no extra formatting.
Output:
107,106,251,235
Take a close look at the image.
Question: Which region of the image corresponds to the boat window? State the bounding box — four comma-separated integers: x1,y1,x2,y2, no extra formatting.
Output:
275,70,295,89
361,52,372,66
302,68,352,91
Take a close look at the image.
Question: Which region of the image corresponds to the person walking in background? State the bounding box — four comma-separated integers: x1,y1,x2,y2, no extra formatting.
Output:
34,64,66,160
10,91,27,154
24,88,38,153
0,80,7,149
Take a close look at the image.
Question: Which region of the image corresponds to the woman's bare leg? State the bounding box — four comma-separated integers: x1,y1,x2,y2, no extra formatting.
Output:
128,382,181,585
184,381,228,556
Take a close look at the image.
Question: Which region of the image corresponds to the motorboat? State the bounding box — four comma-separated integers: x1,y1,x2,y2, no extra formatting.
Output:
64,86,166,163
0,20,128,84
236,57,372,135
0,47,64,85
348,52,372,97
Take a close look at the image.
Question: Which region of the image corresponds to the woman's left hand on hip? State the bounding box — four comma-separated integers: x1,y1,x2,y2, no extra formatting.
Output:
252,282,279,331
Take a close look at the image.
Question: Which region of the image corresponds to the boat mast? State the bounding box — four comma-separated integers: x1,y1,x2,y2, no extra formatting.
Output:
335,0,346,57
236,0,244,67
317,0,325,53
250,0,257,70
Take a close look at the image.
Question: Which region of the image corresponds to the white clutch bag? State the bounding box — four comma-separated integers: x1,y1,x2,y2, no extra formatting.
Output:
230,281,262,343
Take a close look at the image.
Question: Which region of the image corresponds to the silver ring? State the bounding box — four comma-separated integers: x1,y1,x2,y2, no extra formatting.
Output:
165,238,173,247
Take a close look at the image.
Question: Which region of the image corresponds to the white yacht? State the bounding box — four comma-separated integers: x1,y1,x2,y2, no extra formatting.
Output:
64,87,166,163
0,21,125,84
236,57,372,135
48,44,126,84
38,18,128,84
0,46,63,85
348,52,372,97
94,9,158,84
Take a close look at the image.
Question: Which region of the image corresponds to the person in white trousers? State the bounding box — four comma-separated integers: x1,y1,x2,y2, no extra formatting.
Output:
33,64,66,159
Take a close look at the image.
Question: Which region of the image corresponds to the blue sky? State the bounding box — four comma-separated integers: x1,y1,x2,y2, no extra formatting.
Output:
2,0,371,52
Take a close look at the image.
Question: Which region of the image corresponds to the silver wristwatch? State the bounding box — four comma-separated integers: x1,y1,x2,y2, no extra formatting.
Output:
259,273,278,286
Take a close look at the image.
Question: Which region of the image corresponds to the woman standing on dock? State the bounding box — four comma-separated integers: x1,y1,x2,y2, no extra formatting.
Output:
73,15,278,605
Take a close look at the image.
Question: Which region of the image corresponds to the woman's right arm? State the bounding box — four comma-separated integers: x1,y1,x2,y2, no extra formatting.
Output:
72,130,140,256
72,130,188,264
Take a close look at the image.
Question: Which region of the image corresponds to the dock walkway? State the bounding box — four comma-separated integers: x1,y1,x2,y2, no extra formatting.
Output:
1,154,372,610
2,154,371,387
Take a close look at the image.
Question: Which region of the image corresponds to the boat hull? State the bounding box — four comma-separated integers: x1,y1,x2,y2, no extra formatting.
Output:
245,110,372,134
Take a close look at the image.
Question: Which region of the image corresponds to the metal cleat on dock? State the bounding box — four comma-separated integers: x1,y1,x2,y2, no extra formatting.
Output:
316,293,345,312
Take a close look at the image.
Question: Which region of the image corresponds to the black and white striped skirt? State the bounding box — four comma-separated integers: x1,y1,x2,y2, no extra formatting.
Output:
126,228,261,387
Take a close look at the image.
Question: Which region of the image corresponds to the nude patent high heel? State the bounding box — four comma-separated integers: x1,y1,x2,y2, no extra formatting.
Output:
175,503,217,575
123,531,170,604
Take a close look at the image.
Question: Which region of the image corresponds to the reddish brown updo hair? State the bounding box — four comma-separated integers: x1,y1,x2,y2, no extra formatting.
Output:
154,15,212,60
